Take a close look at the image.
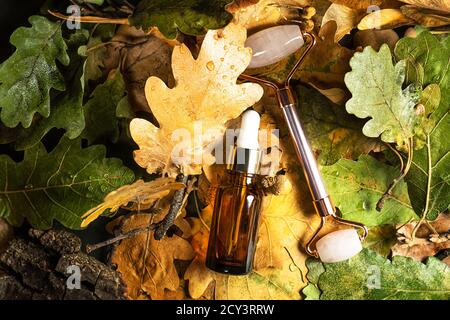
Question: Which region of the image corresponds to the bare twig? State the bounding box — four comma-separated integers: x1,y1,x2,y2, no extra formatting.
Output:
154,175,194,240
86,224,156,253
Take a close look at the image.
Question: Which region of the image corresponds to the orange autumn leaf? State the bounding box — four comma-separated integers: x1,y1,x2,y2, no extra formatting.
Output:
130,23,263,177
111,214,194,300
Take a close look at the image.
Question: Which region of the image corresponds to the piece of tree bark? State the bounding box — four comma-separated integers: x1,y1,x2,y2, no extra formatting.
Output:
0,229,126,300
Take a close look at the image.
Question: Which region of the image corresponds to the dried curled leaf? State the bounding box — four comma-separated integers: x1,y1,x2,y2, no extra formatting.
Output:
130,23,263,177
81,178,185,228
322,3,361,42
358,9,414,30
392,213,450,261
103,26,175,115
401,5,450,27
111,214,194,300
399,0,450,12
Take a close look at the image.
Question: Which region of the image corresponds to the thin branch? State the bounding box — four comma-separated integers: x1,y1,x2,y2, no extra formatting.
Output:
86,224,156,253
154,175,195,240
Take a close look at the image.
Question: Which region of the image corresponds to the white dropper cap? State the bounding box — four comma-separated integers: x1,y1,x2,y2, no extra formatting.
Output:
236,110,260,150
316,229,362,263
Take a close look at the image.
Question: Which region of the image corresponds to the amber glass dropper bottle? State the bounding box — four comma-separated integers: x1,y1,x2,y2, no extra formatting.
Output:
206,110,264,275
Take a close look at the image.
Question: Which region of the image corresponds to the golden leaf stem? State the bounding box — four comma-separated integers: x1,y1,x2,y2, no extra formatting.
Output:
376,138,414,211
193,191,210,232
48,10,130,25
140,200,154,293
411,134,432,240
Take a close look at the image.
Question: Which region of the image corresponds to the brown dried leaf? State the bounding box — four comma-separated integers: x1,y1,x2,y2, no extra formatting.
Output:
322,3,362,41
329,0,383,10
401,5,450,27
392,238,450,261
130,23,263,177
81,178,185,227
111,214,194,300
358,8,414,29
399,0,450,12
392,213,450,261
354,29,400,51
103,26,176,115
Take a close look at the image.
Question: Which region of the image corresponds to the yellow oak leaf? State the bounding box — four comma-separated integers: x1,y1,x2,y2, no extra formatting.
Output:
130,23,263,177
80,177,185,227
322,3,364,42
111,214,194,300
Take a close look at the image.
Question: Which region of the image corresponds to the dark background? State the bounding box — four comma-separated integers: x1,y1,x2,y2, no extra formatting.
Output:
0,1,48,61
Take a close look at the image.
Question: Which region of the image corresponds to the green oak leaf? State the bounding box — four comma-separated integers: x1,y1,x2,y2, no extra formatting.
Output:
0,137,134,230
363,225,397,257
345,44,419,147
322,155,418,227
309,249,450,300
14,30,89,150
302,258,325,300
395,30,450,88
405,95,450,220
0,16,69,128
296,86,382,165
130,0,233,39
395,32,450,220
82,71,126,145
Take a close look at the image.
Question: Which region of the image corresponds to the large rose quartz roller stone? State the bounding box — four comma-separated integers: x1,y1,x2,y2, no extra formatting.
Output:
316,229,363,263
245,25,305,69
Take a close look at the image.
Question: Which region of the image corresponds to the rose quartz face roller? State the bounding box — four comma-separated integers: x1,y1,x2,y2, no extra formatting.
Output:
242,24,368,263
